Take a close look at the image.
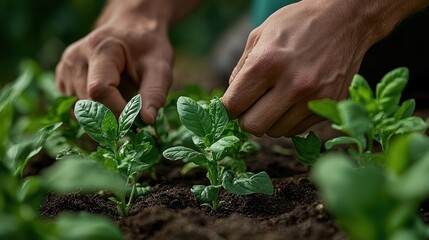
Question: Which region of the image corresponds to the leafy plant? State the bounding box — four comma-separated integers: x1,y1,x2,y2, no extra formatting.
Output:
1,62,125,239
0,155,125,240
312,133,429,240
74,94,160,216
163,96,273,210
294,67,427,165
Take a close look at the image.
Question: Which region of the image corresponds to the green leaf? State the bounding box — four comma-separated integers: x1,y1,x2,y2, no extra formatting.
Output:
56,96,77,118
337,100,371,136
56,212,123,240
325,136,364,154
10,122,62,177
349,74,375,111
311,154,387,240
40,157,127,194
191,185,220,203
74,100,117,148
390,117,427,135
393,151,429,201
210,136,240,160
163,146,208,166
308,99,340,124
386,134,412,174
376,67,409,113
0,63,33,111
118,95,142,139
209,97,229,140
222,171,273,195
177,96,213,138
291,131,321,165
101,110,118,144
394,99,416,121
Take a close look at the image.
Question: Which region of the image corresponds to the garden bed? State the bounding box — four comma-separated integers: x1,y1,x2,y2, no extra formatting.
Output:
33,136,345,240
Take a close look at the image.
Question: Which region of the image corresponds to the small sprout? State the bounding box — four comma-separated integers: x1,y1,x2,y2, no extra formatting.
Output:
163,96,273,211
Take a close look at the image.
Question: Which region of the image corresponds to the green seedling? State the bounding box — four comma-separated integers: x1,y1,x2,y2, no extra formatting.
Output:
294,67,427,166
312,133,429,240
74,95,159,216
163,96,273,211
0,156,125,240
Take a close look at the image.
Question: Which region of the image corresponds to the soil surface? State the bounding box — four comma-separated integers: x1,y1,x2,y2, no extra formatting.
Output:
36,135,351,240
33,121,429,240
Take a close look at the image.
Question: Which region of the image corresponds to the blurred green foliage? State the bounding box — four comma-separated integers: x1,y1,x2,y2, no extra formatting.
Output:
0,0,105,83
0,0,249,84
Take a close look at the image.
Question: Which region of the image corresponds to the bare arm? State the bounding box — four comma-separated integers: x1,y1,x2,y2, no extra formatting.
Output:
222,0,429,137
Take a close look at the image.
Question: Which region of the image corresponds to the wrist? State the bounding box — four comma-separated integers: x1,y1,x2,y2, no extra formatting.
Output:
95,0,173,33
302,0,429,53
322,0,428,41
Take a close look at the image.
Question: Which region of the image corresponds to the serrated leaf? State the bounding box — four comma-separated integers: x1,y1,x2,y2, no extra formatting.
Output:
222,171,273,195
209,97,228,140
177,96,212,138
74,100,115,148
291,131,320,165
191,185,220,203
118,95,141,139
163,146,207,166
308,99,340,124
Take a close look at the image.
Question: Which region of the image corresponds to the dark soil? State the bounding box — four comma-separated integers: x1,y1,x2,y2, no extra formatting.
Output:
36,135,351,240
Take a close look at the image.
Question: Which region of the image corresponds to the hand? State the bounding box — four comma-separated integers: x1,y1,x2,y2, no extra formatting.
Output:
56,0,173,124
222,1,396,137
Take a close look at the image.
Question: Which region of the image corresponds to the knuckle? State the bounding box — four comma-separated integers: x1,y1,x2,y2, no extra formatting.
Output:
145,87,167,108
248,28,261,46
86,29,111,48
221,96,240,118
62,43,84,64
239,117,265,137
94,37,123,56
87,81,108,100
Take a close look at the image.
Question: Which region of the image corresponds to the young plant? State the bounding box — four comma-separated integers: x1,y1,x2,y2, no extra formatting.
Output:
0,156,125,240
312,133,429,240
74,95,160,216
294,67,427,165
163,96,273,211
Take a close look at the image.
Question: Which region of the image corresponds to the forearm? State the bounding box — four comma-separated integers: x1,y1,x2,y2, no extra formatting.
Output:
95,0,204,29
320,0,429,43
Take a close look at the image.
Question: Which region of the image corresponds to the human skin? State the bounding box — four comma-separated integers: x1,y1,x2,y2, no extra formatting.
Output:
55,0,202,124
56,0,429,136
222,0,429,137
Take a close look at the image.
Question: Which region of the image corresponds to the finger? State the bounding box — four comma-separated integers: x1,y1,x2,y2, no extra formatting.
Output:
139,57,172,124
265,100,314,138
87,38,127,116
55,63,69,95
284,114,324,137
236,78,317,136
222,52,274,120
229,28,261,85
57,41,90,96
